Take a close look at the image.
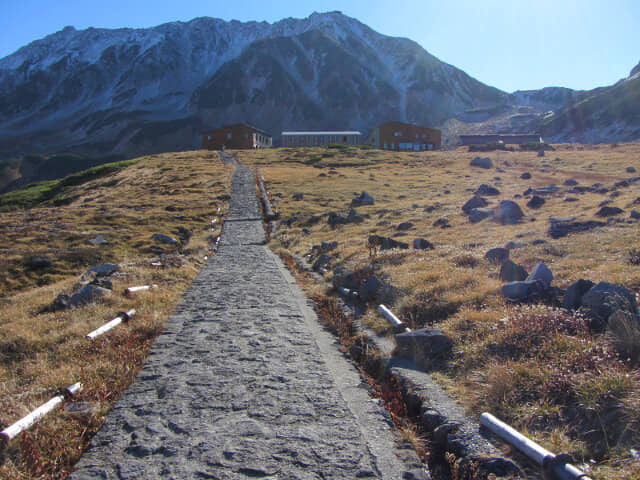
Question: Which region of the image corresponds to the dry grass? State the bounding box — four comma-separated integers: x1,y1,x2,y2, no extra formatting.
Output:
0,150,230,479
238,143,640,480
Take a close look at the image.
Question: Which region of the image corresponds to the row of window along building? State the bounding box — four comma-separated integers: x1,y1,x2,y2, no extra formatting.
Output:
201,121,442,151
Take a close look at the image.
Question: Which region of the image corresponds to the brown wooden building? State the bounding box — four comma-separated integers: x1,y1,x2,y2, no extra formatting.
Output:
365,121,441,151
281,131,361,147
202,124,272,150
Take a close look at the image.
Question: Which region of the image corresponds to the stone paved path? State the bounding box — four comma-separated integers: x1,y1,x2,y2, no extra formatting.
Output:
70,156,427,479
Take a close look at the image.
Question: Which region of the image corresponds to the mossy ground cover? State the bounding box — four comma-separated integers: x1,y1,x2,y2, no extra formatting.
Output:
239,143,640,480
0,150,230,479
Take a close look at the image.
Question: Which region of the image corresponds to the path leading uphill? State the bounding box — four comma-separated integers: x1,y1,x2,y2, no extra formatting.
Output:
70,154,427,479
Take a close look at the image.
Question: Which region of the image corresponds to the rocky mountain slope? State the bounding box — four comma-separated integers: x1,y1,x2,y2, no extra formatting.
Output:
0,12,637,184
0,11,506,164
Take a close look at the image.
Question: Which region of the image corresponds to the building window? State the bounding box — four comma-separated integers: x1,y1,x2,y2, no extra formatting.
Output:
227,133,232,139
422,134,427,138
394,131,402,137
207,135,211,140
245,133,249,139
383,143,387,149
416,134,419,138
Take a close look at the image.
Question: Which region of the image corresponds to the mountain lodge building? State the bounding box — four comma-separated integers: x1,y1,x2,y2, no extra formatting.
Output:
202,124,272,150
364,121,441,151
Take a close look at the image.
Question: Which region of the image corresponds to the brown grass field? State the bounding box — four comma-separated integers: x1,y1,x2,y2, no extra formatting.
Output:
1,143,639,479
0,151,230,479
237,143,640,480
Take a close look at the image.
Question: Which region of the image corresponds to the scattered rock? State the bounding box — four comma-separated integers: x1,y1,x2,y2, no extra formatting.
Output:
627,166,637,173
469,208,493,223
292,192,304,200
581,282,639,331
502,281,546,302
312,254,333,272
562,279,595,310
520,172,532,180
68,284,111,308
26,257,52,269
563,179,579,186
526,263,553,287
359,275,383,302
499,260,528,282
413,238,434,250
485,248,509,265
564,197,579,202
152,233,178,245
631,210,640,220
462,196,488,214
433,217,451,228
548,217,605,238
397,221,414,231
328,209,363,226
470,157,492,169
332,266,360,291
493,200,524,225
527,195,545,209
614,180,630,189
351,191,375,206
395,329,453,369
311,241,338,254
475,184,500,196
504,241,526,250
596,206,624,217
532,185,561,196
537,150,545,157
88,235,108,246
368,235,409,251
85,264,119,277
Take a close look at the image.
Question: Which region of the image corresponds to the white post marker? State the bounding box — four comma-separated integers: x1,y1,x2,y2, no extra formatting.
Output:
125,284,157,296
480,412,591,480
86,309,136,340
378,304,410,332
1,383,82,450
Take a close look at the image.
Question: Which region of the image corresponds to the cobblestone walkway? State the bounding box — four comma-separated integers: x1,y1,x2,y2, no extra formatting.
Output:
70,157,427,479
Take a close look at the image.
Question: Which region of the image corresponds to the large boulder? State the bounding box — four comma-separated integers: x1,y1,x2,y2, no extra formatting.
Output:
562,279,595,310
527,195,545,209
502,281,545,302
499,260,528,282
596,206,624,217
526,263,553,288
68,284,111,308
462,196,488,214
359,275,383,302
413,238,434,250
485,247,509,265
332,266,360,291
470,157,492,169
469,208,493,223
548,217,605,238
475,184,500,196
368,235,409,250
493,201,524,225
580,282,639,331
352,191,375,206
395,329,453,369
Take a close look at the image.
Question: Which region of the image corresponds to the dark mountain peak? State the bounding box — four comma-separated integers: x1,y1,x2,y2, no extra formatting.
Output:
631,61,640,78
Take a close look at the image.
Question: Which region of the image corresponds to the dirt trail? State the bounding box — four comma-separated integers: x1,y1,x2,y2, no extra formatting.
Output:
69,155,427,479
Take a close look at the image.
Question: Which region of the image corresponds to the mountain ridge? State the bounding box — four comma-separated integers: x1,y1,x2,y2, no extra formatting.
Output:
0,11,637,177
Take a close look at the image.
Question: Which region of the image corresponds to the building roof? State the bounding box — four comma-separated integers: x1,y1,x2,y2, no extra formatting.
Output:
281,131,361,135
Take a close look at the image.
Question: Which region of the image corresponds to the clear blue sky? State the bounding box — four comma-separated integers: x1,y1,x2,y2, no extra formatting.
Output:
1,0,637,92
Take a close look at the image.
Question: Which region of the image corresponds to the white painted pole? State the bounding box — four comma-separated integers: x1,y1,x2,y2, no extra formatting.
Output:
480,413,591,480
125,285,157,295
86,310,136,340
1,383,82,445
378,304,410,332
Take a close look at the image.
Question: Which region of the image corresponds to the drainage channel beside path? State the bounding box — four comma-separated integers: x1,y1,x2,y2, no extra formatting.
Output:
70,154,427,479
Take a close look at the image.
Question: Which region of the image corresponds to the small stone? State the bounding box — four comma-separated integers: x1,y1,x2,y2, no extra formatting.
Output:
395,329,453,369
627,166,637,173
351,191,375,206
563,179,579,186
469,208,493,223
563,279,595,310
292,192,304,200
527,195,545,209
470,156,492,169
88,235,108,246
68,284,111,308
85,264,119,277
596,206,624,217
461,196,488,214
485,247,509,265
397,221,414,231
152,233,178,245
520,172,531,180
475,184,500,196
499,260,528,282
413,238,434,250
